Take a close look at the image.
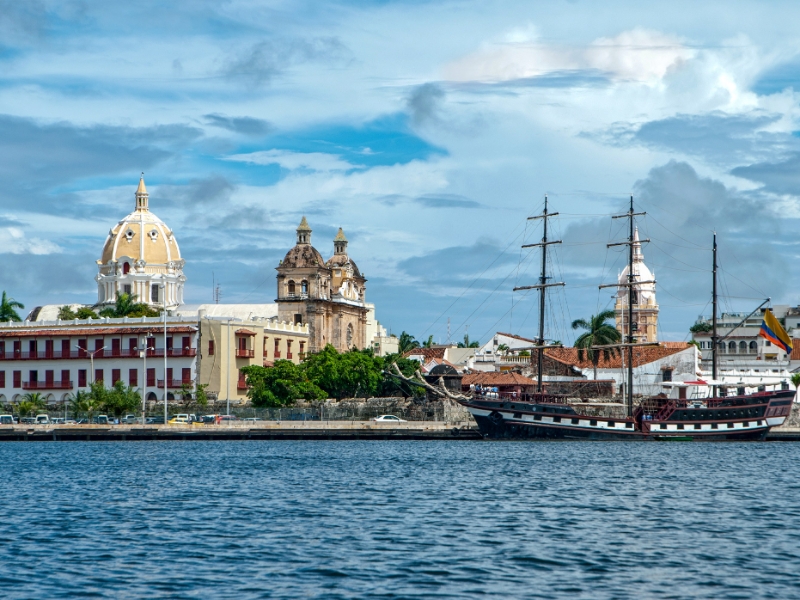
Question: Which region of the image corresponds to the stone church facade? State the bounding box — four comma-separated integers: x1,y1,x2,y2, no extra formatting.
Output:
276,218,368,353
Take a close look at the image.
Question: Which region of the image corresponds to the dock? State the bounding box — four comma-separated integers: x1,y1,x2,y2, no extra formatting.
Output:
0,421,482,442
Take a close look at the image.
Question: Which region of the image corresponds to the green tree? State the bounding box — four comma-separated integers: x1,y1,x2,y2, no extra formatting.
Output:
397,331,420,354
571,310,622,380
58,305,77,320
457,334,480,348
303,345,384,399
98,293,160,318
76,307,99,319
0,291,24,322
791,373,800,390
689,320,712,333
422,335,434,348
496,343,510,355
69,390,100,422
102,381,141,418
380,353,425,397
242,361,326,407
519,350,530,357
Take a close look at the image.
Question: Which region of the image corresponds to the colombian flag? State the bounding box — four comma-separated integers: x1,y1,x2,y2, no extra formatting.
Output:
759,309,793,354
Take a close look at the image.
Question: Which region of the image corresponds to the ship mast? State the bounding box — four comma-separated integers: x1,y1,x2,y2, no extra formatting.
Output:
513,196,564,393
711,232,717,395
599,197,654,417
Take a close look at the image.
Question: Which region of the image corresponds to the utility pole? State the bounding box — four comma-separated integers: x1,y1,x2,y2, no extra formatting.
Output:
513,196,564,393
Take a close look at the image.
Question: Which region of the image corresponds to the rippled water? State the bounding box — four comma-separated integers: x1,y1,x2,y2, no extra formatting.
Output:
1,441,799,599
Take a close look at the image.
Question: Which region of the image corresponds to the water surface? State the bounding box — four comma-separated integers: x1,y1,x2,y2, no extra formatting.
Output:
0,441,798,599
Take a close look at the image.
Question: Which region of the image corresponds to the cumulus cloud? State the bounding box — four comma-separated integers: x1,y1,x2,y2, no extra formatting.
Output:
225,149,359,172
0,227,61,255
444,28,693,86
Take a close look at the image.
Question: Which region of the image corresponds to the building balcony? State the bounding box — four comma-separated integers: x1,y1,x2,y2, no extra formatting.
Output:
274,351,281,358
235,349,255,358
0,348,196,361
278,293,310,301
22,380,73,390
156,379,195,389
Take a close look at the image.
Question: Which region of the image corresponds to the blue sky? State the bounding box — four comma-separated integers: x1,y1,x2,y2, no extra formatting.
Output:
3,0,800,345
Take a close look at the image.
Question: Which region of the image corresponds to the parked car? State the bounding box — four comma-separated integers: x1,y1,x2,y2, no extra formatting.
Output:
91,415,110,425
121,414,141,424
168,414,191,424
0,415,16,425
20,417,36,424
372,415,407,423
243,417,263,422
35,414,50,425
146,416,165,425
51,418,66,425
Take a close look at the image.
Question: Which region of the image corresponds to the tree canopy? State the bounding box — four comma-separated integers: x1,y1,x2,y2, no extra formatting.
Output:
457,334,480,348
0,291,24,322
98,293,160,318
572,310,621,379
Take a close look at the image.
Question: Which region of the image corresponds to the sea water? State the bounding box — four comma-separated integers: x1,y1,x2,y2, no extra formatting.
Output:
0,441,798,599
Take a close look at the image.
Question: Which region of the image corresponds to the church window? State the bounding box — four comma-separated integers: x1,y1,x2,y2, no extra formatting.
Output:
301,280,308,296
739,341,747,353
123,284,132,295
125,229,134,241
728,341,736,353
123,262,130,275
151,285,159,303
288,281,296,297
294,314,302,325
749,341,757,354
149,229,158,241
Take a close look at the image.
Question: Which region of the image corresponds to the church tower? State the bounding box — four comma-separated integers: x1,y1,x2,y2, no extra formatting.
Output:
96,175,186,309
614,227,659,342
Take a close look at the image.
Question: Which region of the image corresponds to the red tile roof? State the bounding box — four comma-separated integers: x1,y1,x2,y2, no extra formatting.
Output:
0,326,197,338
235,328,257,336
404,347,447,361
544,343,693,369
496,332,538,344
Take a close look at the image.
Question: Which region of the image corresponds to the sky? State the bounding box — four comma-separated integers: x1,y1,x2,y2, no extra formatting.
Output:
2,0,800,346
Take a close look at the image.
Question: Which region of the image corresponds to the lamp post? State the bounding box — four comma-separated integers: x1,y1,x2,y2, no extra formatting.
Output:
139,337,154,425
161,283,167,424
77,346,107,385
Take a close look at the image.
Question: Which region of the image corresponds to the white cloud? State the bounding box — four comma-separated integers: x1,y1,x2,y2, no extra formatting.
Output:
224,149,360,172
0,227,61,255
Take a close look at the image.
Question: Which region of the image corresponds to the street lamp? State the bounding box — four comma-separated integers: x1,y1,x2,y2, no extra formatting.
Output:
138,338,155,425
77,345,107,384
161,283,167,424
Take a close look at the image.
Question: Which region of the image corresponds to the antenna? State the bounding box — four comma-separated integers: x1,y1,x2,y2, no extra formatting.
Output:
447,317,451,344
513,195,564,393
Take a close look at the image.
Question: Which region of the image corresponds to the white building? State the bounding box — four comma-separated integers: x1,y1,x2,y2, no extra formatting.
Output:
95,176,185,309
614,228,659,343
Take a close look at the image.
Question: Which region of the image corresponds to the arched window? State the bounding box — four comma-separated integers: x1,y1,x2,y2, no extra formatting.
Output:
123,262,130,275
728,341,737,354
301,280,308,296
718,342,725,354
739,341,747,353
288,281,296,296
749,341,757,354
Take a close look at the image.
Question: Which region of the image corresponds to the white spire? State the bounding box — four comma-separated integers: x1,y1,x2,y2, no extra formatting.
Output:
633,226,643,263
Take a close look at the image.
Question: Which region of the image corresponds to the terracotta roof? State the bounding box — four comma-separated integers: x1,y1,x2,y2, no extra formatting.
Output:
544,343,693,369
0,326,197,338
235,328,256,336
462,372,537,387
404,347,446,361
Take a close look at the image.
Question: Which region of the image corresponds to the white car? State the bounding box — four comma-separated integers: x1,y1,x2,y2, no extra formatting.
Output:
372,415,407,423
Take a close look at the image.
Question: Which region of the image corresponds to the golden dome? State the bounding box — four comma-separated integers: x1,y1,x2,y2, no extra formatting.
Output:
98,176,181,267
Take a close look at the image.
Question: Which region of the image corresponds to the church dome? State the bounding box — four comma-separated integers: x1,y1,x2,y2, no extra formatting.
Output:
95,175,185,309
326,253,361,278
99,177,181,266
617,227,655,304
280,216,325,268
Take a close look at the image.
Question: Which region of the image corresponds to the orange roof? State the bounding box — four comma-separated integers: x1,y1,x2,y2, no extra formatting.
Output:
544,343,693,369
404,347,446,361
235,328,257,336
462,372,537,387
0,326,197,338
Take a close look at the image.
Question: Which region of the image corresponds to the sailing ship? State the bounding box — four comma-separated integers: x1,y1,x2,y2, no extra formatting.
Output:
459,198,795,440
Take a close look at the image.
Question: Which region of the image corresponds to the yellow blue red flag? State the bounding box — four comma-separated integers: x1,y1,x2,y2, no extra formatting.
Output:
759,309,793,354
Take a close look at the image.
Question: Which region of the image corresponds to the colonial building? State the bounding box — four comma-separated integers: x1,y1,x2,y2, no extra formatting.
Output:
276,218,368,353
96,176,185,310
614,227,659,343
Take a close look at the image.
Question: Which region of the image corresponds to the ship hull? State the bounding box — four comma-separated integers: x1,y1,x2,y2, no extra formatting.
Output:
462,389,793,441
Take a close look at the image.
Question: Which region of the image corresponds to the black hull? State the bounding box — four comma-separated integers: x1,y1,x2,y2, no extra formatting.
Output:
473,414,768,441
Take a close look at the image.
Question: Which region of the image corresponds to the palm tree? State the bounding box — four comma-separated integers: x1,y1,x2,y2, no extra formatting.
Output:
496,343,510,355
98,293,159,318
0,291,24,322
457,334,480,348
422,335,434,348
397,331,420,354
571,310,621,380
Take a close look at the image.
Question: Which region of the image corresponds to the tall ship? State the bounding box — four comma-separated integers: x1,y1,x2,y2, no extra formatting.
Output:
458,198,795,440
